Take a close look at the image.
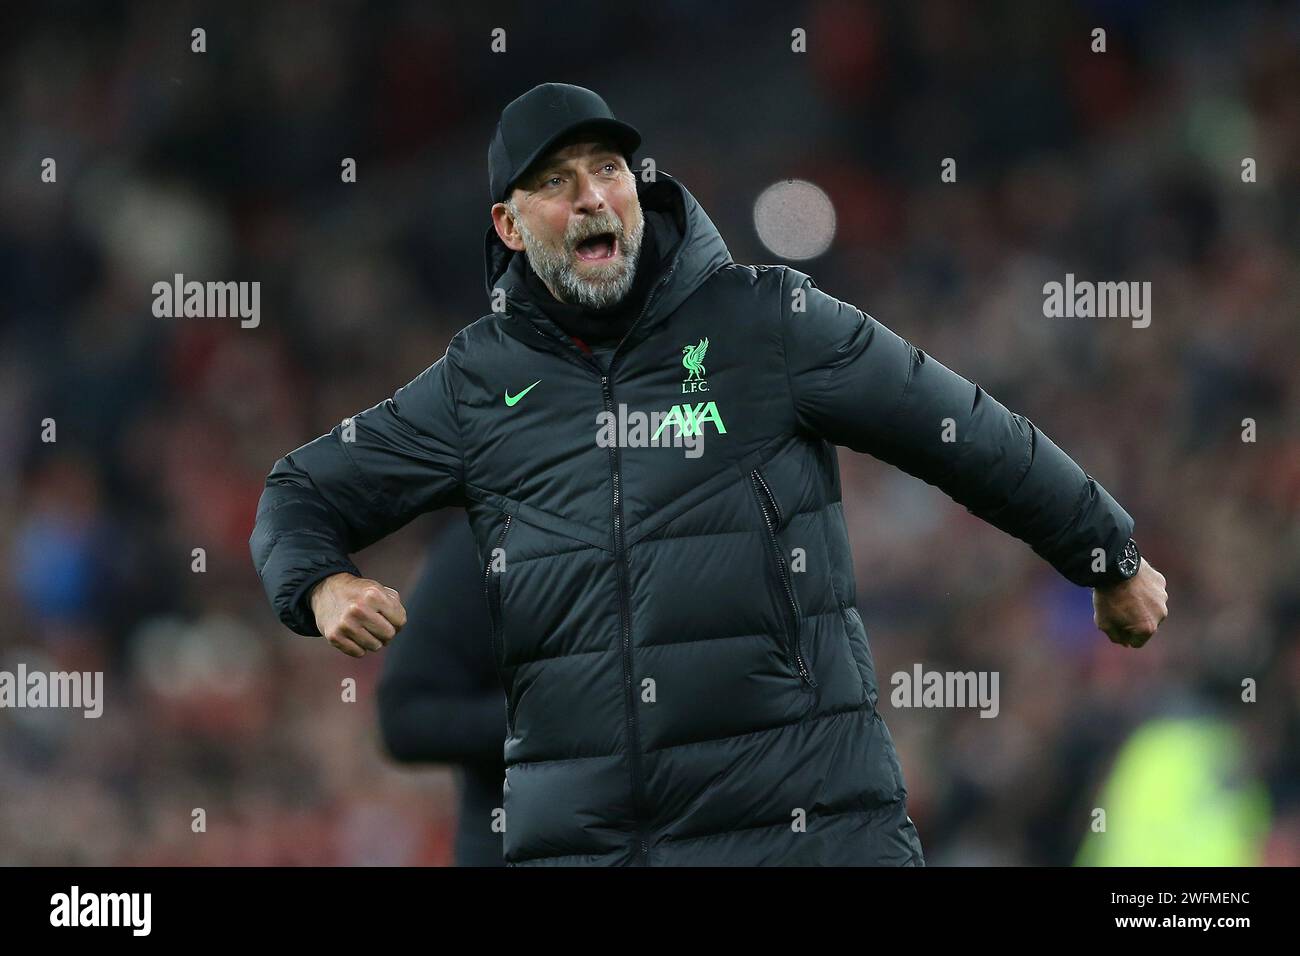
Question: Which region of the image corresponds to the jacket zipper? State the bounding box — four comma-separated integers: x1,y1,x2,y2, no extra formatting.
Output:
602,373,651,865
600,262,678,866
750,468,815,687
484,513,515,733
507,257,678,865
610,259,677,368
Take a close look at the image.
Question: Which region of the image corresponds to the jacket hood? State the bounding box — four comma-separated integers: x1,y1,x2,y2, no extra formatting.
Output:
483,172,733,351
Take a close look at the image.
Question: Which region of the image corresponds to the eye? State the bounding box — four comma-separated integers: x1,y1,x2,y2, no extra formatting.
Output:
601,162,618,174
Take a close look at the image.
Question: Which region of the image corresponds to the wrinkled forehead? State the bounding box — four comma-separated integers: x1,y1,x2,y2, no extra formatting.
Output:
520,134,627,186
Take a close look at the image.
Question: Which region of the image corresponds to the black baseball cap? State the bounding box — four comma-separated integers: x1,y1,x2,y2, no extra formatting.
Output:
489,83,641,204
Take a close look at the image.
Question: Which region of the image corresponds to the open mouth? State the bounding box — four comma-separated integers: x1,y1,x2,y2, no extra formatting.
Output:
574,232,618,261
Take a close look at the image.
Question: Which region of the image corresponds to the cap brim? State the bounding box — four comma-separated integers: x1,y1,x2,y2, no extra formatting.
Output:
507,118,642,197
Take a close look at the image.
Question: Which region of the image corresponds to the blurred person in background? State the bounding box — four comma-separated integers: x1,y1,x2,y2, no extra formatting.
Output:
1074,712,1270,866
377,515,506,867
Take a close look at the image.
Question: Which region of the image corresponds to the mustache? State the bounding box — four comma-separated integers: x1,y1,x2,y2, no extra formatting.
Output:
567,216,624,248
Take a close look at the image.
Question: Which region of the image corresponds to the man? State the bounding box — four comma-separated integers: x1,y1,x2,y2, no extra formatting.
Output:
250,82,1168,866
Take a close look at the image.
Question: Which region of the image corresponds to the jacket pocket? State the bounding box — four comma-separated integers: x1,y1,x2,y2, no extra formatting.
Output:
749,467,816,688
483,513,516,733
837,599,873,697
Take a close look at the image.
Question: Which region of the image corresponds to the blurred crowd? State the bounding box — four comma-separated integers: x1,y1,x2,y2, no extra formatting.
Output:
1,0,1296,865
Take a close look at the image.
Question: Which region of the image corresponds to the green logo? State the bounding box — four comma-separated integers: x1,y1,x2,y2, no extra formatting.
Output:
681,337,709,393
504,380,541,406
651,401,727,440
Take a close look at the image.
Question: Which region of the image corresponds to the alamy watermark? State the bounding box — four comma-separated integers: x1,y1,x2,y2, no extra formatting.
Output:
0,664,103,718
1043,273,1151,328
595,402,727,459
152,273,260,328
50,886,150,936
890,664,999,718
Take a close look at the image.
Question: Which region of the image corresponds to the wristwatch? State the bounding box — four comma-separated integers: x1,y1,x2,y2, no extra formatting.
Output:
1098,537,1141,586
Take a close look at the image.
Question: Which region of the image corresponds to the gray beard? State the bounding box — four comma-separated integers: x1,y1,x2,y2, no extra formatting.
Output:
517,208,646,310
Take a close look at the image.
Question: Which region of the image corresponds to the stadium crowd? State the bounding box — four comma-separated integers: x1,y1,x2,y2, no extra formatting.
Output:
1,1,1296,864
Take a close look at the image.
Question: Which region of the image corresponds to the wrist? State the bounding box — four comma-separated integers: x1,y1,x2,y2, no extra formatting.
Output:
1094,537,1141,588
310,572,356,616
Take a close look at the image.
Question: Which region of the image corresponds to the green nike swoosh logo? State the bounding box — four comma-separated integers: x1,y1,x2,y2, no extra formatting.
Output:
504,380,541,406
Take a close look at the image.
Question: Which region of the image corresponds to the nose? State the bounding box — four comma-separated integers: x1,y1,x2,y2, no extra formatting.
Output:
572,169,607,216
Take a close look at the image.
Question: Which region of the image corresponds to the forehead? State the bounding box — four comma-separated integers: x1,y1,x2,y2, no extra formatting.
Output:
533,138,622,172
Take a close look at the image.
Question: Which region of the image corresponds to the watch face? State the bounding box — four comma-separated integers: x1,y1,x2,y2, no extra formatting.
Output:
1117,539,1140,577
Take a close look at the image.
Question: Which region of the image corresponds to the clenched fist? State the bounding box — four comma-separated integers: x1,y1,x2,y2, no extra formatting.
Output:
1093,558,1168,648
309,572,407,657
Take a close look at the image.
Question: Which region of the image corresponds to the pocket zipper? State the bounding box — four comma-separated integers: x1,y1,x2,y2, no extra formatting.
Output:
484,513,515,731
750,469,815,687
